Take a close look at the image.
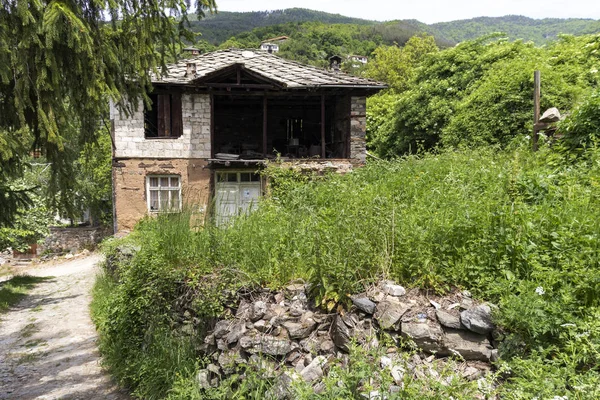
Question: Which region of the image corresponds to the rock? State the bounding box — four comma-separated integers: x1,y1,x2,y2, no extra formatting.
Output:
490,349,499,363
226,321,246,344
218,349,246,374
401,322,444,353
442,329,493,361
250,301,267,321
462,366,484,381
216,338,228,351
299,336,320,353
370,290,386,303
332,314,352,351
289,301,305,317
374,300,410,330
236,301,252,319
197,369,211,389
254,319,269,332
540,107,561,123
380,356,392,368
265,304,287,321
207,363,221,375
390,365,405,385
274,292,285,304
213,320,231,339
460,298,474,310
429,300,441,310
286,283,306,292
319,339,335,354
382,282,406,297
460,305,494,334
239,333,294,356
300,356,327,382
436,309,462,330
64,253,74,259
204,333,216,345
352,297,377,314
269,372,297,400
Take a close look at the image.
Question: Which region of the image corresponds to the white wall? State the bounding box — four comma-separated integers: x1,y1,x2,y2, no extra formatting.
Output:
111,94,211,159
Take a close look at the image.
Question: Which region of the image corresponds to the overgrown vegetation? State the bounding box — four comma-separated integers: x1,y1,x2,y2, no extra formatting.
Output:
366,33,600,156
94,135,600,398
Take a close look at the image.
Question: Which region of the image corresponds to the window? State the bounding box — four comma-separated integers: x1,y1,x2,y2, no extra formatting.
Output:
147,175,181,212
216,172,261,183
144,94,183,138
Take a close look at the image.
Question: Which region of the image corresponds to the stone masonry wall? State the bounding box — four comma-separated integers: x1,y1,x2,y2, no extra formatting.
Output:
113,158,211,232
185,280,498,396
39,227,112,254
110,94,211,159
350,96,367,164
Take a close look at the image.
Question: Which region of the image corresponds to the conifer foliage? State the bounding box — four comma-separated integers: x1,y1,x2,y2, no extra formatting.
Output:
0,0,216,226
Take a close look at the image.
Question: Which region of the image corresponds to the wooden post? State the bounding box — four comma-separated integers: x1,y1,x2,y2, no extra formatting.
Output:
533,70,541,152
321,94,326,159
263,96,268,157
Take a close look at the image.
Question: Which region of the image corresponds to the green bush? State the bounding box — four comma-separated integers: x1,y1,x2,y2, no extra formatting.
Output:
93,144,600,398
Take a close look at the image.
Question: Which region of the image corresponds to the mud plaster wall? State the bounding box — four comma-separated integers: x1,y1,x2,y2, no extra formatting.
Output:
350,96,367,164
113,158,211,232
110,94,211,159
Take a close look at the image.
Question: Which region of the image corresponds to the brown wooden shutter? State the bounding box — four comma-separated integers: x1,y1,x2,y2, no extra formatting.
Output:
157,94,171,137
170,94,183,138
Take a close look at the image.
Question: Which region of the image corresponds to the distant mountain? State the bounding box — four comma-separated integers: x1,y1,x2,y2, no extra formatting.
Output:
190,8,377,44
430,15,600,44
191,9,600,47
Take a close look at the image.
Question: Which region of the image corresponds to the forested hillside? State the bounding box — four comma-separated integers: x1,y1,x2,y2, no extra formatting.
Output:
189,8,376,44
431,15,600,44
190,8,600,49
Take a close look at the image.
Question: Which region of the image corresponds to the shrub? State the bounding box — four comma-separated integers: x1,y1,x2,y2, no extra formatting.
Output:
93,143,600,398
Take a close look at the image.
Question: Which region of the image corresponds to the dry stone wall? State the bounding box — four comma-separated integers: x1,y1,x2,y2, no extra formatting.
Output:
192,280,500,397
39,227,111,254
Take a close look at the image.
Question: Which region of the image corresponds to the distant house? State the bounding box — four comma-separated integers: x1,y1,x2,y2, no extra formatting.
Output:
182,47,201,56
259,36,289,53
110,49,386,231
348,55,369,65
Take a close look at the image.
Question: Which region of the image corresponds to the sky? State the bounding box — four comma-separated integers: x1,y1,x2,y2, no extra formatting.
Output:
213,0,600,24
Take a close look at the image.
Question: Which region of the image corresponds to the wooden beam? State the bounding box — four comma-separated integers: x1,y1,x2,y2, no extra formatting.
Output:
533,70,541,152
204,83,277,90
263,96,268,156
321,94,326,159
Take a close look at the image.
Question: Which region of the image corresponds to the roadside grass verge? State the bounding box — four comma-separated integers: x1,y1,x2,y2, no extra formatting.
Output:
0,275,52,314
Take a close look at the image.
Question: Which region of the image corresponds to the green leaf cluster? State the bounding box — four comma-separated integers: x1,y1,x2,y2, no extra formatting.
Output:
367,34,600,157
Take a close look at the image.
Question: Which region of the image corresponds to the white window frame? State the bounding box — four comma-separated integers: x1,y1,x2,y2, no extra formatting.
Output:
146,174,182,213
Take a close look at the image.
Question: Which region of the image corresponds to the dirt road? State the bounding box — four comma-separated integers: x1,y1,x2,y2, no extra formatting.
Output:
0,254,129,400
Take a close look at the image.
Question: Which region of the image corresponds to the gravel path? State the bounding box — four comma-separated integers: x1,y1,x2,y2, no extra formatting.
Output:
0,254,129,400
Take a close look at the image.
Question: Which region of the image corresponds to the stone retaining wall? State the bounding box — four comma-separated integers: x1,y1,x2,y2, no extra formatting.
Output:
40,226,112,254
187,280,500,397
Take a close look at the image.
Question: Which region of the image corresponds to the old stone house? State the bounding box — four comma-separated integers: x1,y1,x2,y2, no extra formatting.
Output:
110,49,386,232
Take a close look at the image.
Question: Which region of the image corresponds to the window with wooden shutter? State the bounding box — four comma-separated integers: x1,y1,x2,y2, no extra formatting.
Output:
144,93,183,138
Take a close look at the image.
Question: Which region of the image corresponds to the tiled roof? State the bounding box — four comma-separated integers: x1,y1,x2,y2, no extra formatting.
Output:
152,49,387,89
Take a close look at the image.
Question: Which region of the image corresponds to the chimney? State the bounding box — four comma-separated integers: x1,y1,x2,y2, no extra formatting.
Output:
186,62,197,77
329,55,342,72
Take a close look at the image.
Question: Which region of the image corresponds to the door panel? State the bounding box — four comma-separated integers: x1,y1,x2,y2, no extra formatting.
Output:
215,172,262,226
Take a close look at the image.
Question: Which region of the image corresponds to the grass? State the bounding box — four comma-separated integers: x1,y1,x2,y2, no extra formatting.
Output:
93,144,600,399
0,275,51,314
